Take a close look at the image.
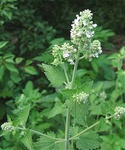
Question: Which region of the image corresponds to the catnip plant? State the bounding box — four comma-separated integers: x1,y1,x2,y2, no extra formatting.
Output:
1,9,125,150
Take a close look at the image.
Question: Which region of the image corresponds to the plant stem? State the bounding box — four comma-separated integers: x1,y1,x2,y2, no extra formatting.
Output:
69,121,99,140
71,52,80,88
65,107,70,150
69,114,116,141
65,52,80,150
16,127,64,141
63,63,70,84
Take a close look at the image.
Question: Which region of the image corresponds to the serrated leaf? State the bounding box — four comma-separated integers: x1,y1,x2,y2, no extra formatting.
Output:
98,118,111,132
42,64,65,87
77,81,93,94
18,104,31,126
33,132,61,150
70,101,89,127
76,131,101,150
60,81,93,99
24,66,38,75
60,88,76,99
21,131,34,150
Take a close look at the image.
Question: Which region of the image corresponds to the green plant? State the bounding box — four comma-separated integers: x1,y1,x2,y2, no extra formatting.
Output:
1,9,125,150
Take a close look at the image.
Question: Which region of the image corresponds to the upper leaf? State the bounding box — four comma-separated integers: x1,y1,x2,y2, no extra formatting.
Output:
42,64,66,87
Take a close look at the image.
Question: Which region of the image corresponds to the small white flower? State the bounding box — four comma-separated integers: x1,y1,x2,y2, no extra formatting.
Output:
114,106,125,120
73,92,89,104
63,51,70,58
93,24,97,27
68,59,74,65
1,122,14,132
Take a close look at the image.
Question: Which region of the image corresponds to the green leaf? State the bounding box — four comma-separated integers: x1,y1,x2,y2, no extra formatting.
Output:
48,102,64,118
42,64,66,87
60,88,76,99
15,57,24,64
5,63,19,73
60,81,93,99
0,41,8,49
23,81,34,96
91,60,99,72
18,104,31,126
2,10,12,20
98,118,111,132
70,101,89,127
0,65,5,81
117,70,125,91
33,132,60,150
24,66,38,75
21,131,34,150
76,131,101,150
10,72,21,83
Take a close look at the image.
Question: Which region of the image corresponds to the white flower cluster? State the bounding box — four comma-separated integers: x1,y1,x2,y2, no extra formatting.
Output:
114,106,125,120
72,92,89,104
1,122,14,132
52,9,102,65
70,9,102,61
70,9,96,45
86,40,102,61
52,43,77,65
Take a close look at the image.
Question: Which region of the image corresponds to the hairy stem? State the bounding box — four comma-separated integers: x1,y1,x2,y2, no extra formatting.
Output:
63,63,70,84
71,53,80,88
65,52,80,150
65,107,70,150
70,121,99,140
16,127,64,141
69,114,115,141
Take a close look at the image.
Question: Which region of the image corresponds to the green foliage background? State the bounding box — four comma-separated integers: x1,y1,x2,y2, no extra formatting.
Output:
0,0,125,149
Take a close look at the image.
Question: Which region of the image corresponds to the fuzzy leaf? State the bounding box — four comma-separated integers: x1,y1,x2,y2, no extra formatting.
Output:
76,131,101,150
18,104,31,126
60,88,76,99
70,101,89,127
21,131,34,150
77,81,93,93
33,132,61,150
60,81,93,99
42,64,65,87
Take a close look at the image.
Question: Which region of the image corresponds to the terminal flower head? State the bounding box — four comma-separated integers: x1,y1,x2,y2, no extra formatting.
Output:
72,92,89,104
114,106,125,120
70,9,102,61
1,122,14,132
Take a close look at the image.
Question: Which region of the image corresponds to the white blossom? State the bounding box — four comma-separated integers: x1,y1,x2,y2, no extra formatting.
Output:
73,92,89,104
114,106,125,120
